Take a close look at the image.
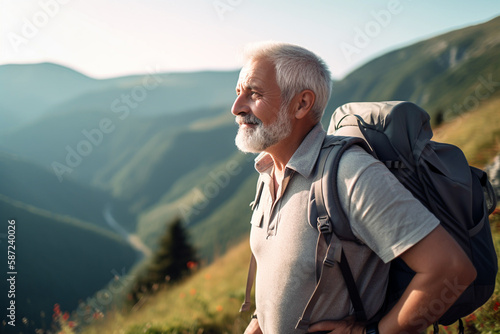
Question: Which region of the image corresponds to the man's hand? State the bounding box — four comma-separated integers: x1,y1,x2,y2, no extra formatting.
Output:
244,318,263,334
308,317,364,334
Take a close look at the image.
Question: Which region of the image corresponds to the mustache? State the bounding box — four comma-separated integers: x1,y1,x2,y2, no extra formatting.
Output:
235,115,262,126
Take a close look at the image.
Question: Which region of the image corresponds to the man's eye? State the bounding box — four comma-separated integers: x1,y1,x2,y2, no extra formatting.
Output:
251,91,261,98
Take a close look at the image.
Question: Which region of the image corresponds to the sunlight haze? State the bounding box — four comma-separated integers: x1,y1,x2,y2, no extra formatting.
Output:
1,0,500,79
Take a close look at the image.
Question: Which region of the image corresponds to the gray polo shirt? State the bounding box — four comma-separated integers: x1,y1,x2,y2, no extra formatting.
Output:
250,123,439,334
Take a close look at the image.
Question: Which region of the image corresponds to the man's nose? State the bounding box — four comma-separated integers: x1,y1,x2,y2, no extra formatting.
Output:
231,94,250,116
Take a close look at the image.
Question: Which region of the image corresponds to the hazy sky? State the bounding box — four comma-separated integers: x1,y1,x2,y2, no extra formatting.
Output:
1,0,500,79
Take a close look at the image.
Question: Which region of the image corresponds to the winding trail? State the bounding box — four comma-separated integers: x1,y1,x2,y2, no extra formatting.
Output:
103,203,152,259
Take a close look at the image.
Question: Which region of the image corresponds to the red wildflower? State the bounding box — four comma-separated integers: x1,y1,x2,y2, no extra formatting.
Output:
68,321,76,328
63,312,69,321
187,261,198,270
53,304,61,316
465,313,477,322
494,301,500,311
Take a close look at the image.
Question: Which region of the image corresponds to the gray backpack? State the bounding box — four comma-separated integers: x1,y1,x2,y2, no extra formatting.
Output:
297,101,498,332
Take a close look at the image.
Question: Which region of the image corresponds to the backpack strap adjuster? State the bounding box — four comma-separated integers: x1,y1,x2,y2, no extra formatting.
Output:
317,216,332,233
323,257,336,267
384,160,406,169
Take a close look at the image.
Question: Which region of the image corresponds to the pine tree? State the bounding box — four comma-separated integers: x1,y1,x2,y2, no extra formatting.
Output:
149,217,197,282
130,217,197,303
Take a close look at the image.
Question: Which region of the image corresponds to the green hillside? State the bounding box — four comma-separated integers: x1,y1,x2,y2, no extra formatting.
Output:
134,148,257,259
431,96,500,167
0,195,138,333
0,151,134,230
188,170,257,260
326,16,500,125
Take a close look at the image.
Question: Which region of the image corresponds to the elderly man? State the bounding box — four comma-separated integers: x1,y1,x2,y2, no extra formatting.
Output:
231,42,476,334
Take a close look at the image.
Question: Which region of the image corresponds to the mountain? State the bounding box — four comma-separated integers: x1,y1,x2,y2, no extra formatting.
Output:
0,63,99,134
0,63,239,135
325,16,500,126
45,70,239,118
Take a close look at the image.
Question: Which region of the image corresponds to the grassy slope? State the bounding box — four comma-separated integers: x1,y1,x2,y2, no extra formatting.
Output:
431,96,500,167
81,239,252,334
80,96,500,334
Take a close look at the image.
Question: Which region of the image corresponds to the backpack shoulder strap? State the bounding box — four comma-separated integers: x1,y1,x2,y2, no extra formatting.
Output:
314,135,371,240
296,135,372,330
240,253,257,312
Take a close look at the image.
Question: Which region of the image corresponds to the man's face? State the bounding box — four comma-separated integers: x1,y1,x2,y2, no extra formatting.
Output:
231,57,292,153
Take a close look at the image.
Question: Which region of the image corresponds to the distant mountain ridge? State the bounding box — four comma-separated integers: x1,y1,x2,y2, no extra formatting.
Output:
0,63,239,134
0,62,98,133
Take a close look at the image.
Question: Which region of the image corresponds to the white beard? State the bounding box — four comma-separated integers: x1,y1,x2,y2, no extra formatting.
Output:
235,106,292,153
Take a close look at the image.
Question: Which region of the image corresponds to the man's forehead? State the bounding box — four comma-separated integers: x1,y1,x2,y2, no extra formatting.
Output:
237,73,262,89
237,65,250,83
237,58,274,87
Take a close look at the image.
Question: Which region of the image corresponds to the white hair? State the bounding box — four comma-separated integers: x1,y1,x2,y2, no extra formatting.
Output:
243,41,332,123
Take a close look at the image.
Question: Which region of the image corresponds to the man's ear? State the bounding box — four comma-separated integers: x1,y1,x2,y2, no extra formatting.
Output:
294,89,315,120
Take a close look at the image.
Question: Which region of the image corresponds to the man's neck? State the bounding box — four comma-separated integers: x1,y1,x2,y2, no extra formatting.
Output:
265,122,316,174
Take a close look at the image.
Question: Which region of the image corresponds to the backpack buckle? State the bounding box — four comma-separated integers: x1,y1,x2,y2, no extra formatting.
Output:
317,216,332,233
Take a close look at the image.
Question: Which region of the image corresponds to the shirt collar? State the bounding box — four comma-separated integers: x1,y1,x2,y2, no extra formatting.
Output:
254,122,326,178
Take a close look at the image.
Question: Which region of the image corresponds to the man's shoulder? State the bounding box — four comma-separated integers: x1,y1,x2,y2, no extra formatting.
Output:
338,144,380,176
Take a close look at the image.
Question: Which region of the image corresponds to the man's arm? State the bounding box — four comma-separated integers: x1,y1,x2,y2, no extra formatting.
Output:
378,224,476,333
308,225,477,334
